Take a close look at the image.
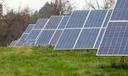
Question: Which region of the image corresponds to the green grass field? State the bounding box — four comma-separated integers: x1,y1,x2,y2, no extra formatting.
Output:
0,46,128,76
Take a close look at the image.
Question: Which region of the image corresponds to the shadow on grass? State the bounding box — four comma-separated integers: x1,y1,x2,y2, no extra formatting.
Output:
100,62,128,69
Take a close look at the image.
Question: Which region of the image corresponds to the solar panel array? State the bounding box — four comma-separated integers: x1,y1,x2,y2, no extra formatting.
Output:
55,10,112,50
25,19,48,46
97,0,128,56
10,0,128,56
15,24,35,46
97,22,128,56
111,0,128,20
35,16,63,46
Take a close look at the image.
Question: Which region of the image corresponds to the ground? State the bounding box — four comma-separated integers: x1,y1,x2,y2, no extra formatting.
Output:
0,46,127,76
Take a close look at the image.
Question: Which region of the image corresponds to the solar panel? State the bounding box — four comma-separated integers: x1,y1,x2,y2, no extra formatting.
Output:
34,19,48,29
58,16,69,29
35,16,63,46
26,29,41,41
10,40,17,47
55,11,89,49
36,30,55,45
55,29,81,49
103,10,112,27
49,16,70,45
94,29,105,48
16,33,28,46
66,10,89,28
75,29,99,49
23,19,48,46
44,16,63,29
15,24,35,46
55,10,111,50
24,24,35,33
84,10,107,27
97,22,128,56
111,0,128,20
114,0,128,9
49,30,63,45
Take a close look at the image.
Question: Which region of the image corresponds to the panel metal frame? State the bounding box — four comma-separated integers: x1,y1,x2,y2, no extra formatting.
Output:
96,9,118,56
55,9,112,50
97,22,128,56
15,32,29,46
34,18,48,29
54,11,74,50
93,10,109,48
35,16,64,46
73,10,91,49
55,10,91,50
48,16,64,45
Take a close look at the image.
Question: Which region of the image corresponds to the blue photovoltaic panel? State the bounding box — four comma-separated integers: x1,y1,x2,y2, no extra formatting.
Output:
50,30,63,45
26,30,41,40
24,41,35,46
103,10,112,27
84,10,107,27
16,33,28,46
114,0,128,9
97,22,128,56
44,16,63,29
36,30,55,45
24,24,35,33
66,11,89,28
75,29,99,49
111,0,128,20
94,29,105,48
34,19,48,29
112,9,128,20
10,40,17,47
58,16,69,29
56,29,80,49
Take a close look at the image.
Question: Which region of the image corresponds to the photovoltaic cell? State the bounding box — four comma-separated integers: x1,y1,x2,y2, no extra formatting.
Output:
84,10,107,27
49,30,63,45
114,0,128,9
24,24,35,33
34,19,48,29
55,29,80,50
97,22,128,56
16,24,35,46
36,30,55,45
55,10,112,50
26,30,41,40
94,29,105,48
10,40,17,47
111,0,128,20
58,16,69,29
66,11,89,28
112,9,128,20
103,10,112,27
16,33,28,46
75,29,99,49
44,16,63,29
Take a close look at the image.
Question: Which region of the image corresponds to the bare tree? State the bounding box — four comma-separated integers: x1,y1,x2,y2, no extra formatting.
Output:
85,0,116,9
103,0,115,9
53,0,73,15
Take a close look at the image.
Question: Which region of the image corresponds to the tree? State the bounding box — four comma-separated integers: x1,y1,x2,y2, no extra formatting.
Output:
53,0,72,15
0,7,32,46
85,0,115,9
39,0,73,18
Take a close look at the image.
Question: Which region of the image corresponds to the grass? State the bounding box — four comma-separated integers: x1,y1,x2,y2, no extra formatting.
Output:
0,46,127,76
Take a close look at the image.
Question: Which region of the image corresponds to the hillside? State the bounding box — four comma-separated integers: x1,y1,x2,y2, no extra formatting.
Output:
0,46,127,76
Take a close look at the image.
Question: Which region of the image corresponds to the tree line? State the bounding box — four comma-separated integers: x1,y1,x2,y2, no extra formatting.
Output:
0,0,72,46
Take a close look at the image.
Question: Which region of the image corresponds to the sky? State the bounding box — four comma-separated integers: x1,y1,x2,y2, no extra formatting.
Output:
3,0,116,14
5,0,85,12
